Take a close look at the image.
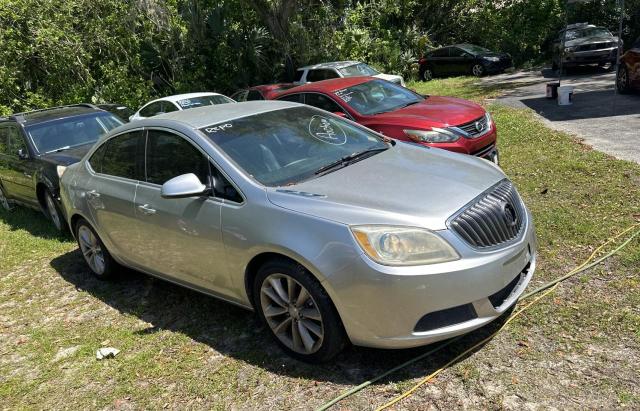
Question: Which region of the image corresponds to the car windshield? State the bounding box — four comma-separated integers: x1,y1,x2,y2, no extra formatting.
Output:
459,44,491,54
339,63,380,77
565,27,612,40
201,106,388,186
177,95,235,109
333,79,423,115
27,113,123,154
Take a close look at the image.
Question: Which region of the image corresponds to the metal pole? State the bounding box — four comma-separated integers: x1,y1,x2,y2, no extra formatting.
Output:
614,0,625,94
558,0,570,87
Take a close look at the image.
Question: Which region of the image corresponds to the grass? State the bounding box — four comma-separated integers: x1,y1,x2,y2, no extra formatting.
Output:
1,76,639,409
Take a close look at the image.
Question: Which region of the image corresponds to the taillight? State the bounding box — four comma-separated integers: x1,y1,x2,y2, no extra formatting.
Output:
418,58,426,65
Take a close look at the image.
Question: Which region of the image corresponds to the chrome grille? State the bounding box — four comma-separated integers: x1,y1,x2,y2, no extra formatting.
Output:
576,42,616,52
456,115,489,138
449,180,525,249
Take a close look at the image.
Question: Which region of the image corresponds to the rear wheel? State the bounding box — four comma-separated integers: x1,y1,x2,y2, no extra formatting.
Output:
75,218,117,279
420,66,433,82
254,259,346,362
472,63,485,77
0,184,13,211
617,65,631,94
44,189,66,232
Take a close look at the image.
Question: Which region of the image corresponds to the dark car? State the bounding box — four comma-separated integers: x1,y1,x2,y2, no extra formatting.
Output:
96,104,135,123
418,44,512,81
617,36,640,93
552,24,620,71
230,84,296,102
0,104,123,230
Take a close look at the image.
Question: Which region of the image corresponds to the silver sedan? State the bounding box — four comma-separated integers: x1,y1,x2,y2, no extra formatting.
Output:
60,101,536,362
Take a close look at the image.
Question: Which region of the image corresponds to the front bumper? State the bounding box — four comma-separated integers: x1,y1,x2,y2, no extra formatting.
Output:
562,48,617,66
323,208,536,349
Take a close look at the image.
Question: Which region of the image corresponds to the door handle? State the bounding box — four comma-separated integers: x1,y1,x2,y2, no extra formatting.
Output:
137,204,156,215
86,190,100,199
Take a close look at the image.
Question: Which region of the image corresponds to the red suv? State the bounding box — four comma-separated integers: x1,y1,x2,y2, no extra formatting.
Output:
617,36,640,94
274,77,499,163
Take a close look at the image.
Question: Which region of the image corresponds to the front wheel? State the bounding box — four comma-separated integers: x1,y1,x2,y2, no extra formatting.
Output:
617,65,630,94
44,189,67,232
0,184,13,211
472,63,485,77
254,259,346,362
75,218,118,279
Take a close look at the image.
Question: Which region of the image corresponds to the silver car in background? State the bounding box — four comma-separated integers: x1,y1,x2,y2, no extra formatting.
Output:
60,101,536,362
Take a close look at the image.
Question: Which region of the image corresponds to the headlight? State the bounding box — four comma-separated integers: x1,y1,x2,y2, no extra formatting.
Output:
351,225,460,266
403,128,460,143
564,46,576,53
484,56,500,62
485,111,493,128
56,165,67,178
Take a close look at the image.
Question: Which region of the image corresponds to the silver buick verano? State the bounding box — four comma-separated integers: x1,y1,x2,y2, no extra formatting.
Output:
60,101,536,362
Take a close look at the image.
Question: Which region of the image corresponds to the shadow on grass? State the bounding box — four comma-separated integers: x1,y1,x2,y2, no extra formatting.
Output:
50,248,515,386
0,207,68,241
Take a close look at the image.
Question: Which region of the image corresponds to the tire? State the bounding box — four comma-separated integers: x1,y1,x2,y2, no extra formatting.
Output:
472,63,485,77
616,65,631,94
75,218,118,280
419,66,433,82
44,189,67,232
253,258,347,362
0,184,14,211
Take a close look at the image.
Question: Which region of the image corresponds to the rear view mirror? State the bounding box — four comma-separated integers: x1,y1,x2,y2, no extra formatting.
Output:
17,148,29,160
161,173,207,198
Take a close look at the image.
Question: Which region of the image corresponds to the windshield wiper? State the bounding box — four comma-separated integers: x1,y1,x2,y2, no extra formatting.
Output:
314,147,388,176
44,146,71,154
371,100,421,115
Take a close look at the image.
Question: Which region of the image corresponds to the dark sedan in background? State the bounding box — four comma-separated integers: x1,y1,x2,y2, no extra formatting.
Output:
0,104,122,230
418,44,512,81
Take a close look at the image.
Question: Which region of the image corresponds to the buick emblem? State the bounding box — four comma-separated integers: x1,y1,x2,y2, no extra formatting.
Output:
502,202,517,227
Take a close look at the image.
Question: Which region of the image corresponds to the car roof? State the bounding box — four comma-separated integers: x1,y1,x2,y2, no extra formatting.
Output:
147,92,226,105
298,61,362,70
145,100,301,129
279,76,373,94
1,104,103,126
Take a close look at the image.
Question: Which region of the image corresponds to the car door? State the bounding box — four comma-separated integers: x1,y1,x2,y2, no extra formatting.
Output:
132,128,226,291
0,123,37,204
86,130,145,261
428,47,452,75
302,93,351,118
450,47,474,74
630,37,640,86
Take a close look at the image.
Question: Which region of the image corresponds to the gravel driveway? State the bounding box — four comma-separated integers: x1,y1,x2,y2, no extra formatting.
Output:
482,67,640,164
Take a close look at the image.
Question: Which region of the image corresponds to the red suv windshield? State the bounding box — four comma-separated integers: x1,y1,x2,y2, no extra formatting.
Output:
332,79,423,115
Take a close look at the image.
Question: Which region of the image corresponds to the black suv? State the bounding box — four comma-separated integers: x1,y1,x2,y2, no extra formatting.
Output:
0,104,122,230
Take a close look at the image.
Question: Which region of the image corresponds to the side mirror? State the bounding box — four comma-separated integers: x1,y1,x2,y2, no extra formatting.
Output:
333,111,347,118
161,173,207,198
17,148,29,160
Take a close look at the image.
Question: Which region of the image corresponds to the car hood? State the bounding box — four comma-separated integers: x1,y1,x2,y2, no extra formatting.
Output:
565,36,618,47
38,142,95,166
266,143,505,230
371,96,485,127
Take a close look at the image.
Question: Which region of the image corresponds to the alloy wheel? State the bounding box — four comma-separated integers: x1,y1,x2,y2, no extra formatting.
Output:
0,185,11,211
422,68,433,81
45,192,62,230
472,64,484,77
617,67,628,90
78,225,106,275
260,273,324,355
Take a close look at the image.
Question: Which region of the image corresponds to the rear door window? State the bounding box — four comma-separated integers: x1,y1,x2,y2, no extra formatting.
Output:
303,93,345,114
100,131,145,180
246,90,264,101
145,130,210,185
139,102,163,117
307,69,339,82
431,48,450,58
277,93,303,103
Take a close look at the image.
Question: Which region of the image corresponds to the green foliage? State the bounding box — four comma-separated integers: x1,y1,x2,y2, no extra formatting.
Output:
0,0,638,114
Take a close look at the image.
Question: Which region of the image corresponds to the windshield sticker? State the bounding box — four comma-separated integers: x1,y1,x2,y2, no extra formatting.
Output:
204,123,233,134
178,99,191,107
308,115,347,145
335,88,354,103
